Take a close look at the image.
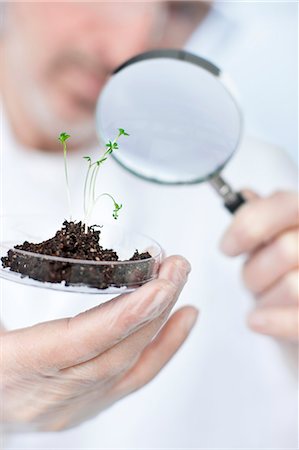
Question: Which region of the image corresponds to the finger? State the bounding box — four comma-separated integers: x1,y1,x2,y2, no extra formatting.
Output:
4,256,191,370
65,256,191,383
258,270,299,307
243,230,298,294
247,306,299,341
220,191,299,256
111,306,199,398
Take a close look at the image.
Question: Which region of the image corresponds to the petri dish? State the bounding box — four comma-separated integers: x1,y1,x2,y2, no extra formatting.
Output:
0,215,162,294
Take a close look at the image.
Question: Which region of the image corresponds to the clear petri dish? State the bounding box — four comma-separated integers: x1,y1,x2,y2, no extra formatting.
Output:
0,215,162,294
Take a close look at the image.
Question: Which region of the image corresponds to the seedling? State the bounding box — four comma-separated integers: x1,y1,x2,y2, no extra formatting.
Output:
1,128,157,291
58,132,72,219
59,129,129,232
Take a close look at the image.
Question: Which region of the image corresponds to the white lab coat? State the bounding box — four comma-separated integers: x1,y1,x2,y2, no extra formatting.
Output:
1,4,298,449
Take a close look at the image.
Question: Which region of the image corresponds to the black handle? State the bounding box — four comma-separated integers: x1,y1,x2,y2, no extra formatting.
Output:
223,191,246,214
209,174,247,214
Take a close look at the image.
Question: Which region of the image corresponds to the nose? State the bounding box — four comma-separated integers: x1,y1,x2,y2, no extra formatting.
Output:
80,4,166,73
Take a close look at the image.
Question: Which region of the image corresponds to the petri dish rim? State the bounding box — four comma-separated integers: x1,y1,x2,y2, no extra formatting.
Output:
1,231,162,266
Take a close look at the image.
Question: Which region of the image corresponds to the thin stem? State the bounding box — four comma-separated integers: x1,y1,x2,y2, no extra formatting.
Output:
63,141,72,220
90,134,121,201
88,165,97,210
82,129,128,232
85,192,120,229
92,165,100,202
83,162,92,216
83,163,99,230
97,192,116,204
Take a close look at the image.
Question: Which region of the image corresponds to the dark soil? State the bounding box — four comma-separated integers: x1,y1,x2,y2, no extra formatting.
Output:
1,221,153,290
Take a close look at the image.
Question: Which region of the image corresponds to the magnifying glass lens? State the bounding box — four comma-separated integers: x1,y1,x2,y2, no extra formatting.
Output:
97,52,242,184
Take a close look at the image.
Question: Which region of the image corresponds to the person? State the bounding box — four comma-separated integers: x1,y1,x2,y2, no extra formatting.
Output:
1,2,298,449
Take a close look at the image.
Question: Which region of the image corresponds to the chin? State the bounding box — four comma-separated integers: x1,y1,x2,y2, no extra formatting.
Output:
46,96,97,145
59,108,97,147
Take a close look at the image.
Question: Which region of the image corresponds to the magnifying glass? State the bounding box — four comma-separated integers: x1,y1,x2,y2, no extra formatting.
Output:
96,49,246,214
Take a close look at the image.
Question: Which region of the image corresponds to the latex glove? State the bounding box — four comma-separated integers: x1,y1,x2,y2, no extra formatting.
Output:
220,191,298,342
1,255,198,432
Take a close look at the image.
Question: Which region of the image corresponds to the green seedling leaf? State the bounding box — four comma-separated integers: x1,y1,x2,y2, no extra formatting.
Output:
96,157,107,166
118,128,129,136
59,132,70,143
112,202,122,220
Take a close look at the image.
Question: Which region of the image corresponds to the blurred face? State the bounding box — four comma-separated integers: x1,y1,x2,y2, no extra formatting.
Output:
3,2,207,147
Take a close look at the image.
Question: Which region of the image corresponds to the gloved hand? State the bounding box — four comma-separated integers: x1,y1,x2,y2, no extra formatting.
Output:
221,190,298,341
1,255,198,432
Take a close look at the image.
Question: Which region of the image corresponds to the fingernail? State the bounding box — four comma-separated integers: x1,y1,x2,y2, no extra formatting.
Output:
219,233,239,256
248,311,268,330
171,259,191,286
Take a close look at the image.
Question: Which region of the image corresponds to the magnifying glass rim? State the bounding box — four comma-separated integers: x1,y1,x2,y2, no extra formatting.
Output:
97,48,243,186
